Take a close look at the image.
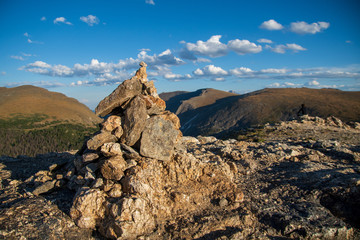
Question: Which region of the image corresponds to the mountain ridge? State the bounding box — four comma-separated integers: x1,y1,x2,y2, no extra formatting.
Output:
161,87,360,137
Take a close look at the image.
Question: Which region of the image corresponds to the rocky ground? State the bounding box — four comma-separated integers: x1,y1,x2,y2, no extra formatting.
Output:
0,115,359,239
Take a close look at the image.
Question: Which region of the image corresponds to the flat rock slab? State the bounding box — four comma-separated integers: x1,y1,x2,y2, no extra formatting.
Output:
95,78,142,117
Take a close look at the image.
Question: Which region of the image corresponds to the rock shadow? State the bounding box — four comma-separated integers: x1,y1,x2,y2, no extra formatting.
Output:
0,152,76,213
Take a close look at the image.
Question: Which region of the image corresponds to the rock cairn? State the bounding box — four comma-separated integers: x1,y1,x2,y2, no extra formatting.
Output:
67,62,242,239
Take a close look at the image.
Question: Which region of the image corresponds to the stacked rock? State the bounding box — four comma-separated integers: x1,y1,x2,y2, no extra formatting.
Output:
68,62,243,239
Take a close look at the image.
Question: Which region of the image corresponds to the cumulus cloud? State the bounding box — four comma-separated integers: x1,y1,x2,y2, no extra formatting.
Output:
163,73,192,81
20,49,186,85
193,65,228,76
228,39,262,55
260,19,284,30
182,35,228,58
290,21,330,34
181,35,263,58
229,67,253,76
41,16,46,21
257,38,273,44
145,0,155,5
80,15,100,26
54,17,72,25
271,43,307,54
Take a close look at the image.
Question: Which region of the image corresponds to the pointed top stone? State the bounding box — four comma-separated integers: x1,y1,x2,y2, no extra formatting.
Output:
139,61,147,67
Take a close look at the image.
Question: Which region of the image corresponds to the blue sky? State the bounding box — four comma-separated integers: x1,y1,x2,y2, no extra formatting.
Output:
1,0,359,110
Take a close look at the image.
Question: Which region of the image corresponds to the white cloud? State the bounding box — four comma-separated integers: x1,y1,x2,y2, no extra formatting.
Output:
80,15,100,26
260,19,284,30
54,17,72,25
271,43,306,54
24,32,29,37
20,49,186,85
1,71,6,76
145,0,155,5
193,65,228,76
183,35,228,58
346,40,352,44
260,68,287,74
257,38,273,44
182,35,263,58
229,67,253,76
290,21,330,34
163,73,192,81
228,39,262,55
41,16,46,21
11,55,25,61
307,80,320,86
214,77,225,81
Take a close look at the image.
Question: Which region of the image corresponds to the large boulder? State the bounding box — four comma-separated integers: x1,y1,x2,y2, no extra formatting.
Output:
69,188,106,229
95,78,143,117
140,116,180,161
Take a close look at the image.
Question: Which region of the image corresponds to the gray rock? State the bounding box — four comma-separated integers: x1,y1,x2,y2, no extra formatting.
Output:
120,143,140,159
95,78,143,117
140,116,179,161
122,96,148,146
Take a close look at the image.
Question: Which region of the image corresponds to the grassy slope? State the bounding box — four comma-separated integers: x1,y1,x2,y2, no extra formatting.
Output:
0,85,101,126
0,85,102,157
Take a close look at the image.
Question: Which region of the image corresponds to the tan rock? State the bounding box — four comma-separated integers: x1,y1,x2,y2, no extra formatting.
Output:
87,131,117,151
70,188,106,229
100,155,127,181
100,142,122,157
102,115,122,134
95,78,143,117
135,61,148,83
108,183,122,198
104,197,156,239
158,111,181,129
122,96,148,146
143,80,158,97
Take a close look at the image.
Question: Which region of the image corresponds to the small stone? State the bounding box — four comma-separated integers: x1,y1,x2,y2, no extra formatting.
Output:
108,183,122,198
87,131,117,151
135,61,148,83
101,155,127,181
82,153,99,163
32,180,56,195
219,198,228,207
102,115,122,132
120,143,140,159
101,142,122,157
92,178,104,189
